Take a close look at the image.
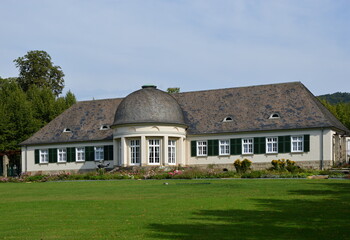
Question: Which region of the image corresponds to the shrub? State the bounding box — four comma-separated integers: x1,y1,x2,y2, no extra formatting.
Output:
234,159,242,173
234,159,251,173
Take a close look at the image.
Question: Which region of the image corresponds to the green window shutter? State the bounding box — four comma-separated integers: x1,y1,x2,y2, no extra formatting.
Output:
191,141,197,157
85,146,95,161
254,137,265,154
304,135,310,152
35,149,39,164
67,147,76,162
104,145,113,160
49,148,57,163
208,140,219,156
230,138,242,155
278,136,291,153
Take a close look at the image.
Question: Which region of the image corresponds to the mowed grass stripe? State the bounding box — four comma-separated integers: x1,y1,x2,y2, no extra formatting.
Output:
0,179,349,240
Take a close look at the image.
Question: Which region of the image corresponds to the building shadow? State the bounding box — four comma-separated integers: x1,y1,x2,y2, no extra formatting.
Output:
148,182,350,240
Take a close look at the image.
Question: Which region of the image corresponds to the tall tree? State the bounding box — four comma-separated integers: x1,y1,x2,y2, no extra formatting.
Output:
0,80,40,151
14,50,65,96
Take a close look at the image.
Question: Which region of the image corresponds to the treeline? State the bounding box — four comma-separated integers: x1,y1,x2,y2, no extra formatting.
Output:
318,92,350,104
319,99,350,130
0,51,76,152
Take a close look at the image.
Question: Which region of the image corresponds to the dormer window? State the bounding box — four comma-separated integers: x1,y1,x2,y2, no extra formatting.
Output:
100,125,110,130
269,113,280,119
223,117,233,122
63,128,71,133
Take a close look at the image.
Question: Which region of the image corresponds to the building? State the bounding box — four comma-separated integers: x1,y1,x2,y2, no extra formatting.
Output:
20,82,350,174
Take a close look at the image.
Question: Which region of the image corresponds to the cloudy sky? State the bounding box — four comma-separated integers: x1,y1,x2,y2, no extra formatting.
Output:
1,0,349,100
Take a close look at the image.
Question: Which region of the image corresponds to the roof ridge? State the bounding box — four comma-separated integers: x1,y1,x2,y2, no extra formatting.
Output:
176,81,302,95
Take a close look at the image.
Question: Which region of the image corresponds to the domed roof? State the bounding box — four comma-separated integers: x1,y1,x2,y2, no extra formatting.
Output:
113,85,186,126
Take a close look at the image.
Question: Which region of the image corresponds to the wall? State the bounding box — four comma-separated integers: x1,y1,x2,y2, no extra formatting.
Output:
21,141,113,174
187,129,334,170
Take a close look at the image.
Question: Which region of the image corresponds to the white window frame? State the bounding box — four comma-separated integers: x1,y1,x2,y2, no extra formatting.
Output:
197,141,207,156
149,139,160,165
168,140,176,165
242,138,253,154
219,139,230,155
130,139,140,165
76,147,85,162
291,136,304,152
266,137,278,153
57,148,67,163
39,149,49,164
94,146,104,161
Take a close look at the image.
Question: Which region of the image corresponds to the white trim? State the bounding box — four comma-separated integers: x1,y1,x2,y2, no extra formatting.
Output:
148,139,160,165
168,140,176,165
219,139,230,155
94,146,104,161
266,137,278,153
291,136,304,152
197,141,207,156
76,147,85,162
242,138,253,154
57,148,67,163
39,149,49,164
130,139,141,165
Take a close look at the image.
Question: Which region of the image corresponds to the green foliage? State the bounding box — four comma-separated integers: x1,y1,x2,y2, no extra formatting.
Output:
318,92,350,104
0,79,76,151
319,98,350,130
0,80,40,151
234,159,252,173
14,50,65,96
167,87,180,93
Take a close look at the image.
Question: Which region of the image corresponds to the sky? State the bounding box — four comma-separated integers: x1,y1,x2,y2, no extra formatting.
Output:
1,0,349,101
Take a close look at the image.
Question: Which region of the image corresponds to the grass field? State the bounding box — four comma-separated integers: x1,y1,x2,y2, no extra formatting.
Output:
0,179,349,240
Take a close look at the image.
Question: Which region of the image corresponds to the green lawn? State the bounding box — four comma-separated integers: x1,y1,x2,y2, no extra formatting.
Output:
0,179,349,240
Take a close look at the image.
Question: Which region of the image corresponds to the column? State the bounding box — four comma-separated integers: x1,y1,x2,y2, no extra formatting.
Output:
121,137,127,167
163,135,169,166
141,135,147,166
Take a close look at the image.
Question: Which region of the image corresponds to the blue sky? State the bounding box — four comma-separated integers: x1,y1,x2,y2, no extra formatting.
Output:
1,0,349,100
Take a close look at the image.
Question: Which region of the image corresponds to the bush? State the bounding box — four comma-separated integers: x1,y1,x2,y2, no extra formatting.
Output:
234,159,252,173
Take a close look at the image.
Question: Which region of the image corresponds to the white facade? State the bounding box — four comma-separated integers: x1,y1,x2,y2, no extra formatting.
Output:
21,127,348,173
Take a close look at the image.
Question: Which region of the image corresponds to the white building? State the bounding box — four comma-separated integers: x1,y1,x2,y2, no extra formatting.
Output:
20,82,350,174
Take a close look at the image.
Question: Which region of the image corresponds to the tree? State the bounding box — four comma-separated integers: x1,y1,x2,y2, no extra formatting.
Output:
14,50,65,96
167,87,180,94
0,80,40,151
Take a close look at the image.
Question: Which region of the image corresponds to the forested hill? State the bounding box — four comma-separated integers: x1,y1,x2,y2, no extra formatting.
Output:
318,92,350,104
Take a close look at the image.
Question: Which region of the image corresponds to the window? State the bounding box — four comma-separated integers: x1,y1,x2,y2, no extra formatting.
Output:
223,117,233,122
266,137,278,153
130,140,140,165
242,138,253,154
94,147,104,161
269,113,280,119
219,140,230,155
197,141,207,156
149,139,160,164
63,128,71,133
291,136,304,152
100,125,110,130
168,140,176,164
57,148,67,162
76,147,85,161
40,149,48,163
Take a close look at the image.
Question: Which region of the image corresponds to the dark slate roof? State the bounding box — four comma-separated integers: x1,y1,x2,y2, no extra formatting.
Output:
21,98,122,145
113,85,186,126
21,82,349,146
173,82,349,135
